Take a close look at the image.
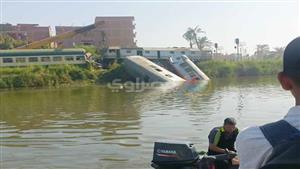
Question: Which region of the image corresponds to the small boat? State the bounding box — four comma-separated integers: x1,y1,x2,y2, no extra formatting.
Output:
151,141,238,169
124,55,185,82
169,55,210,81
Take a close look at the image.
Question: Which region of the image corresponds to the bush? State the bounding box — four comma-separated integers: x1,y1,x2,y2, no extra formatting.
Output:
0,79,8,88
69,69,86,80
0,64,101,88
98,63,132,83
197,58,282,78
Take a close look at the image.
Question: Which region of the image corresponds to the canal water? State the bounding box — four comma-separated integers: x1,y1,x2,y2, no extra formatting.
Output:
0,76,294,169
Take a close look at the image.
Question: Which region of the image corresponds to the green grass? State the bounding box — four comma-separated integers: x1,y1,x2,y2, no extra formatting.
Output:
97,61,132,83
0,58,283,88
197,58,282,78
0,64,102,88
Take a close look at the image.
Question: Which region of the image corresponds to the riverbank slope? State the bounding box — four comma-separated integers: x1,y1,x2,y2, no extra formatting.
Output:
0,58,282,89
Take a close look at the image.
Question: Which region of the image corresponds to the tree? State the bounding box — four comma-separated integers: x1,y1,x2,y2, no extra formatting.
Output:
0,34,14,49
274,47,284,55
182,28,195,48
196,36,211,51
268,47,285,58
255,44,270,58
0,34,26,49
182,26,210,51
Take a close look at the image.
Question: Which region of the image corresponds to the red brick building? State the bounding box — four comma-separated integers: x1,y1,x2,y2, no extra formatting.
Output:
55,16,137,48
0,23,51,43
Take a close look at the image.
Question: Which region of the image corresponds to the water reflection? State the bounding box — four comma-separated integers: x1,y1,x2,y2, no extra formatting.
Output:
0,76,294,169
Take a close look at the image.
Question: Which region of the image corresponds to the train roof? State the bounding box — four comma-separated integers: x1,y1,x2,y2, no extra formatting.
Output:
0,48,86,57
107,47,203,51
142,47,201,51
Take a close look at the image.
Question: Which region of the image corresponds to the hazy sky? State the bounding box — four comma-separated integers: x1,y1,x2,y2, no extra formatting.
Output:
1,0,299,54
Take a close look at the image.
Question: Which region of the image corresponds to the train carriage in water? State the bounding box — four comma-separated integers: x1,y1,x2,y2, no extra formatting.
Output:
0,48,87,67
103,47,211,81
169,55,210,81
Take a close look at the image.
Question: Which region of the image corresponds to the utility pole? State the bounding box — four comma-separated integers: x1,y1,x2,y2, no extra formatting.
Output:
214,43,218,54
214,43,218,59
235,38,240,60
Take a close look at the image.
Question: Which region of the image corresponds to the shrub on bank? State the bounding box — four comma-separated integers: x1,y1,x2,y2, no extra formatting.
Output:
0,58,283,88
0,65,102,88
197,58,282,78
97,62,132,83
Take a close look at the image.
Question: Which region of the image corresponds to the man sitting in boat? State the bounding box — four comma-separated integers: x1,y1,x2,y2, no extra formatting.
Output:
207,117,239,169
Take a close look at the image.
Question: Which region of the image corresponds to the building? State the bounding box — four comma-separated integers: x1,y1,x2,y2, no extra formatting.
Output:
0,23,52,43
55,16,137,48
0,49,86,67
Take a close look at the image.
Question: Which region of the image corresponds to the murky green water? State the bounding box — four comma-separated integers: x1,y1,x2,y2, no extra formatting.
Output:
0,76,294,169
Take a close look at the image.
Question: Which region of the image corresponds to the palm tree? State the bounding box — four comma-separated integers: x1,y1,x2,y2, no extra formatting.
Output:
192,26,205,50
183,26,207,50
196,36,211,52
183,28,195,48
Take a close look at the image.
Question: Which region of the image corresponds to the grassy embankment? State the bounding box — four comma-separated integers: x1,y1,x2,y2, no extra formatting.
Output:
0,58,282,89
196,58,282,78
0,64,101,88
0,61,134,89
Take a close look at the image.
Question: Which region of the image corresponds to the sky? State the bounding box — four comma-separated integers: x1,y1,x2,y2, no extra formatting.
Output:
0,0,299,54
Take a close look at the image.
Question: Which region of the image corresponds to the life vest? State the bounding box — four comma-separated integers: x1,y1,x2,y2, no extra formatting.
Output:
207,127,239,155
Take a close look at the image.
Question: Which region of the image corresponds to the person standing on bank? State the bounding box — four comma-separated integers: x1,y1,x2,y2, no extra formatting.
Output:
208,117,239,169
236,37,300,169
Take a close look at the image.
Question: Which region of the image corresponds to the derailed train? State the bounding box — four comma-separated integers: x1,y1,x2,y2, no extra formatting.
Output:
123,55,210,83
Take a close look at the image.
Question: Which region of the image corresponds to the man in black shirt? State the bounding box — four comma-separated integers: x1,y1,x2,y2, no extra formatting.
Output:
207,117,239,169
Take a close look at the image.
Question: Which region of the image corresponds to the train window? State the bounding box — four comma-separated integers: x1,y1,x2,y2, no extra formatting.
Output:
16,58,26,63
126,50,131,53
165,74,173,78
155,68,162,72
65,56,74,61
53,56,62,61
181,51,185,54
29,57,38,62
3,58,13,63
145,50,150,54
41,57,51,62
109,49,116,53
191,51,196,54
170,51,175,54
76,56,84,61
83,42,92,45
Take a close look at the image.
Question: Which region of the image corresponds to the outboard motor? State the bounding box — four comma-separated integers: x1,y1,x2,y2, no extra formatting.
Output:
151,142,238,169
151,142,200,169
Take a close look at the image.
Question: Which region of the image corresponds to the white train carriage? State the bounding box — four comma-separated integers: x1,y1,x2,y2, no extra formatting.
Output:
106,47,144,59
124,55,185,82
143,49,159,60
0,48,86,67
104,47,209,61
169,55,210,81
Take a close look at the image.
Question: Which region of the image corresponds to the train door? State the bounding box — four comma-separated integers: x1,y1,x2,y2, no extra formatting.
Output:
137,50,143,56
116,49,121,59
157,51,161,59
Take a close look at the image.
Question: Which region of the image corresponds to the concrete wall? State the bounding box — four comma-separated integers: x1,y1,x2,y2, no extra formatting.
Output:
0,23,51,43
55,16,137,48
